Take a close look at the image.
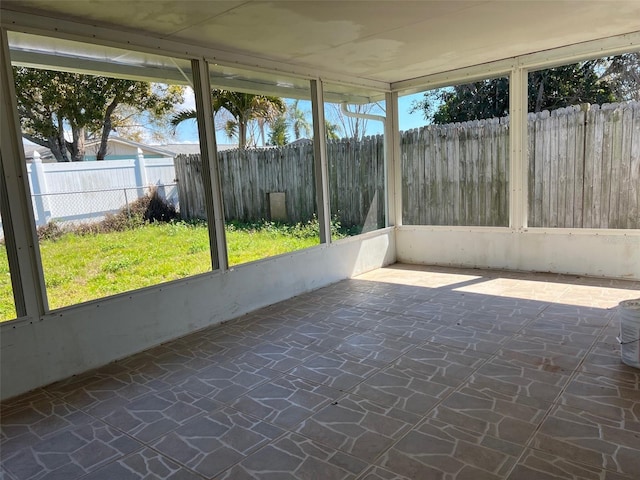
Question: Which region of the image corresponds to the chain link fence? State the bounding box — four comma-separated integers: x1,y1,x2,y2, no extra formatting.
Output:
30,183,179,229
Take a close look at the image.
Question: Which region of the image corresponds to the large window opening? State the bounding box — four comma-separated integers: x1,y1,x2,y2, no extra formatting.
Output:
527,53,640,229
8,32,213,310
399,77,510,226
202,65,320,266
0,204,16,321
323,84,387,238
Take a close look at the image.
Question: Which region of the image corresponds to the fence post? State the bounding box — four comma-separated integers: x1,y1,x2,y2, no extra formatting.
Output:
30,151,50,226
123,188,131,220
134,148,147,197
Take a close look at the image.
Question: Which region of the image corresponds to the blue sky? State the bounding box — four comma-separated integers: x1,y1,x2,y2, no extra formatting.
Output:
169,92,428,146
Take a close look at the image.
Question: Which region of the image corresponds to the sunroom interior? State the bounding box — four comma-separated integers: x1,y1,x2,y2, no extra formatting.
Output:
1,2,639,479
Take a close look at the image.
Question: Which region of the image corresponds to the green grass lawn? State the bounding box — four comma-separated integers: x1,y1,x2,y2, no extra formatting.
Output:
0,221,322,320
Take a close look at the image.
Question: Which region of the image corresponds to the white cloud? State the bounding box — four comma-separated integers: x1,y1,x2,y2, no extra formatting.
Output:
177,86,196,111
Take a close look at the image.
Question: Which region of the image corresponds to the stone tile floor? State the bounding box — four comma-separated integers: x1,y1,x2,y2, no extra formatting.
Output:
1,264,639,479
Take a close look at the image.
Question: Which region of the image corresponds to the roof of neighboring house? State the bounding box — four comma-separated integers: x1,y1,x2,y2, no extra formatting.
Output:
85,137,174,157
22,140,55,162
159,143,202,156
286,138,313,146
160,143,239,155
22,137,242,162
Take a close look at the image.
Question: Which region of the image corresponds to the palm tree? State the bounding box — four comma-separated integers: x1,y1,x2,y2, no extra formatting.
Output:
171,89,285,148
325,120,341,140
268,114,289,145
287,99,312,140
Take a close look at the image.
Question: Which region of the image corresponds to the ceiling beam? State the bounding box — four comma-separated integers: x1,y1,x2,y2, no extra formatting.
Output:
1,8,390,93
393,31,640,95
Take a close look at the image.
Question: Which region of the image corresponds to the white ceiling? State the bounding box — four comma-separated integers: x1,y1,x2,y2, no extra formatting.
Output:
3,0,640,85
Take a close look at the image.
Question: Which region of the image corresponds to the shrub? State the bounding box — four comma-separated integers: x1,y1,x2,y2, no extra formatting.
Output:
129,187,178,224
36,221,65,241
70,187,179,236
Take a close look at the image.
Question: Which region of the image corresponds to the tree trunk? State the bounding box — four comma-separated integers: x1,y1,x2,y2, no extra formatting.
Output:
97,99,119,161
51,116,70,162
535,80,545,113
238,119,247,149
258,119,266,146
47,137,68,162
67,125,86,162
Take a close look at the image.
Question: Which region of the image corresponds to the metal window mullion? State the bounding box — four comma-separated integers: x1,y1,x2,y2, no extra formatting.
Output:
191,58,228,271
0,156,26,316
0,27,48,317
509,65,528,230
385,91,401,227
310,79,331,243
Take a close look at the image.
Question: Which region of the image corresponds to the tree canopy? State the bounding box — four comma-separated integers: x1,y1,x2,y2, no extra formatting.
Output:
410,55,637,124
287,99,312,141
171,90,285,148
13,67,184,161
268,114,289,146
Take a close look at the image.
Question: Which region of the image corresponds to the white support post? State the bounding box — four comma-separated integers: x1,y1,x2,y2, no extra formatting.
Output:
0,27,48,316
30,151,50,226
509,65,528,230
385,91,401,226
135,148,148,196
310,79,331,244
192,58,228,271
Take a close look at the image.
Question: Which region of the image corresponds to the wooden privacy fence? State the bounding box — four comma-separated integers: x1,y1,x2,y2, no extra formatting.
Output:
401,117,510,226
175,101,639,229
328,136,385,229
175,145,316,224
219,143,316,224
402,101,640,228
528,102,640,229
175,137,385,229
174,154,208,223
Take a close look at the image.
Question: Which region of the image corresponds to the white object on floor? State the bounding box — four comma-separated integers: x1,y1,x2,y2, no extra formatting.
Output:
618,298,640,369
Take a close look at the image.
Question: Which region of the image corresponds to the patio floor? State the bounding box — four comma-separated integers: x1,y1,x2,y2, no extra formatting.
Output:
2,264,639,480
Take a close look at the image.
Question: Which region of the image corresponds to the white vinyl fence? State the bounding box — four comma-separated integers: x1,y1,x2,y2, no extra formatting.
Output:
24,150,177,228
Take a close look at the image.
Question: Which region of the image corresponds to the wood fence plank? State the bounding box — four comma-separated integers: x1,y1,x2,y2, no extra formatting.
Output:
489,119,500,226
564,107,577,227
469,123,479,225
542,110,553,227
629,103,640,228
599,106,614,229
584,106,599,228
556,110,568,228
490,119,499,226
527,114,535,226
533,112,546,227
424,127,430,224
459,125,468,225
499,117,509,226
488,120,498,225
613,105,627,230
573,106,586,228
608,106,624,229
619,105,633,229
448,125,458,224
434,126,444,225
